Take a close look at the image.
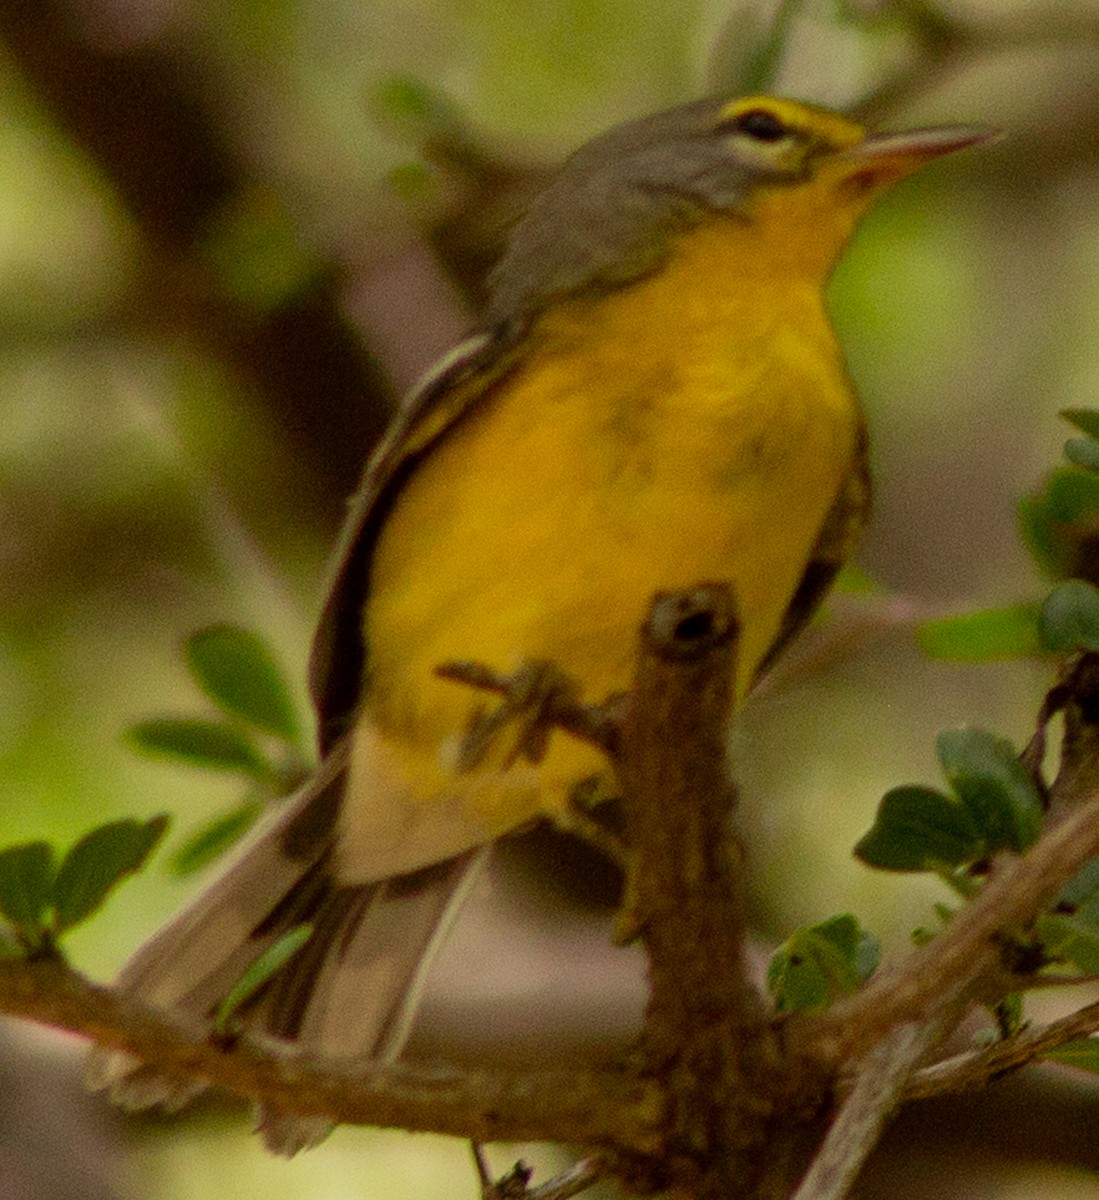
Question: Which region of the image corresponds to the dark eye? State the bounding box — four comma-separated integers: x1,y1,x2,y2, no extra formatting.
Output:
728,109,788,143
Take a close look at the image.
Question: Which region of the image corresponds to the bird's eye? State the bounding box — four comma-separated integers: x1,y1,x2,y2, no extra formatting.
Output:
727,109,789,143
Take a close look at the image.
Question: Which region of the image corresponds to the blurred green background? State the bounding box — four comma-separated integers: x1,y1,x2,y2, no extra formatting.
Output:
3,0,1099,1196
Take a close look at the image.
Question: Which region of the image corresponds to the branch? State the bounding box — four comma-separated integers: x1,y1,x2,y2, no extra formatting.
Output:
622,585,756,1038
474,1146,607,1200
753,592,935,700
859,1,1099,125
11,597,1099,1200
754,651,1099,1197
0,957,658,1150
618,585,783,1198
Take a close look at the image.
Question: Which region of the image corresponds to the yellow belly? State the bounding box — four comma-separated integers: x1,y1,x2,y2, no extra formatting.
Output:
339,221,862,882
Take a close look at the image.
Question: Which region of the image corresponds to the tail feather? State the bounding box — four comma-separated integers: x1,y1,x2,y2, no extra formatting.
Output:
269,852,489,1060
88,745,489,1154
254,849,489,1155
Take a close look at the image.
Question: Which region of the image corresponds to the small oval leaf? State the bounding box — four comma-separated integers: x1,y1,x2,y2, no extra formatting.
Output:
767,915,878,1013
1037,913,1099,975
0,842,55,934
936,728,1043,853
53,816,169,932
215,924,314,1033
1045,1038,1099,1073
1020,469,1099,581
186,625,301,743
1038,581,1099,653
1064,437,1099,473
1056,857,1099,911
170,802,264,876
127,718,268,775
370,76,466,146
855,785,980,871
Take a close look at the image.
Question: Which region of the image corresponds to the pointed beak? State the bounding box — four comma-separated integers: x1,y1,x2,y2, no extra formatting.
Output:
838,123,1000,190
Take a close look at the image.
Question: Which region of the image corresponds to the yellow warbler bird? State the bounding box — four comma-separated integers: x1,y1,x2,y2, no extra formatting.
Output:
90,94,990,1150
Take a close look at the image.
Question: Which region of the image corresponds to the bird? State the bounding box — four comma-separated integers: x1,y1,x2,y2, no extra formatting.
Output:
88,93,991,1153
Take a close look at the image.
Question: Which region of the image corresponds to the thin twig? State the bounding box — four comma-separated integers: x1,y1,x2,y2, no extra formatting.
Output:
472,1141,495,1193
906,997,1099,1100
859,1,1099,123
752,592,934,700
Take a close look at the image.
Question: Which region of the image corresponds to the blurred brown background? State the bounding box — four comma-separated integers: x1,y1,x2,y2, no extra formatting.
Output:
2,0,1099,1196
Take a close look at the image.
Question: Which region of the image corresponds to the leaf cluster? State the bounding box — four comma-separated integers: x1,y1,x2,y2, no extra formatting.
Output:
126,625,309,875
771,410,1099,1018
0,625,306,960
0,817,167,955
855,728,1042,873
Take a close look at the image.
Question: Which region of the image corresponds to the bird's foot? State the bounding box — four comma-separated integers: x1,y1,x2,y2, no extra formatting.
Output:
436,657,627,772
438,658,581,773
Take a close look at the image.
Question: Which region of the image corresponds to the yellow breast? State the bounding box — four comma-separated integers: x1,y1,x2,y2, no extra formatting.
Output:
340,213,862,879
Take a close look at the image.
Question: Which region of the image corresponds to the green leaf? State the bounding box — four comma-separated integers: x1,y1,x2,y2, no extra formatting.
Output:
1045,1038,1099,1073
128,717,269,775
214,924,314,1034
992,992,1025,1039
1037,861,1099,974
201,190,316,313
1020,469,1099,580
854,923,882,980
1064,437,1099,473
1061,409,1099,440
767,914,878,1013
186,626,300,743
1018,494,1059,578
936,728,1043,853
52,816,169,932
0,842,55,936
916,605,1040,662
387,162,437,202
1038,581,1099,652
1043,468,1099,523
170,802,263,876
855,785,980,871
